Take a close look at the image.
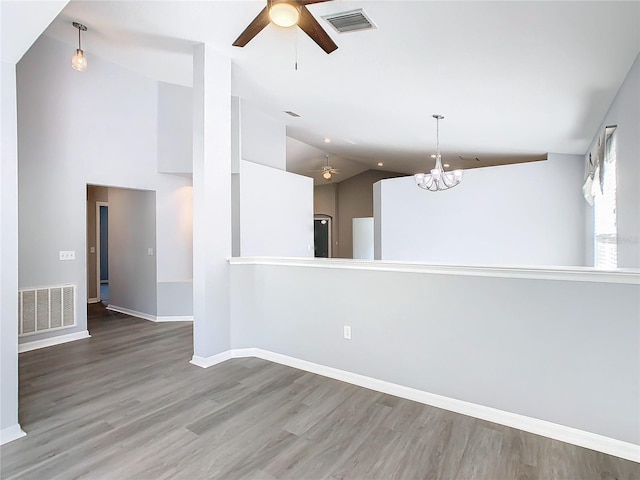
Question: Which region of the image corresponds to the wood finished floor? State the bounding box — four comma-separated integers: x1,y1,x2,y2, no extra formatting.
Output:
1,304,638,480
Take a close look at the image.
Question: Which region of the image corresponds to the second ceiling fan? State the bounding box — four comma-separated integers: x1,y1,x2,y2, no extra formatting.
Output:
233,0,338,54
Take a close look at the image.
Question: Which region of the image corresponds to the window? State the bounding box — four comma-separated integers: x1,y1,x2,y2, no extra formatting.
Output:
594,127,617,269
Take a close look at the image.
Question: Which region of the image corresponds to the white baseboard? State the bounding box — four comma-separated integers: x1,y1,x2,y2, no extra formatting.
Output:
0,424,26,445
87,298,99,304
19,330,91,353
107,305,192,323
107,305,156,322
191,347,640,463
190,351,232,368
155,315,193,322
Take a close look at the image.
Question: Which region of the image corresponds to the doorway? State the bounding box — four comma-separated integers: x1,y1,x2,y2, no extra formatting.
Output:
97,202,109,304
314,216,332,258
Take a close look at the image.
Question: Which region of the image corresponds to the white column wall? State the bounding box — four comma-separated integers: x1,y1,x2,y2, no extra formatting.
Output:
0,61,23,441
192,44,232,359
1,1,68,443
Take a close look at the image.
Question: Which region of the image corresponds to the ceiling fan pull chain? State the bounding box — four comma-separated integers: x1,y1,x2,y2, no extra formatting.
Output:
295,28,298,71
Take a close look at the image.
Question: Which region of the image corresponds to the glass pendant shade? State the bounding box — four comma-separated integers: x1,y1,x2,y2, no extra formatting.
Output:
72,49,87,72
322,171,332,180
269,3,300,27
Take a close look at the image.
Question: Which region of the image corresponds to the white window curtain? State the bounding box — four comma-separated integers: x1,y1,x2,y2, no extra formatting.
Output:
582,132,605,206
594,127,617,269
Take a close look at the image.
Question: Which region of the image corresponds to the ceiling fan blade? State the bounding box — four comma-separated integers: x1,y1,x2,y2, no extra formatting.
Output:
298,0,334,5
298,5,338,54
233,7,270,47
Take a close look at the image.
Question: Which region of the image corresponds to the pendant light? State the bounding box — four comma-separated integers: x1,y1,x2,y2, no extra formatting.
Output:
414,115,463,191
71,22,88,72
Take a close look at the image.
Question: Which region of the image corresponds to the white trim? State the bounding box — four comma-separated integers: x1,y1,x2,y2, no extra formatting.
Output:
228,257,640,284
190,351,232,368
106,306,192,323
200,347,640,463
155,315,193,322
87,298,99,304
0,424,26,445
106,305,156,322
19,330,91,353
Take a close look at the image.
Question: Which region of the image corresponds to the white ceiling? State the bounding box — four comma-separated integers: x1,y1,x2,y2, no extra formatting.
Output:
39,1,639,181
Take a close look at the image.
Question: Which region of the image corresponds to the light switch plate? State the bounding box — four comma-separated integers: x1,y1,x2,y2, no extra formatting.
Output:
59,250,75,261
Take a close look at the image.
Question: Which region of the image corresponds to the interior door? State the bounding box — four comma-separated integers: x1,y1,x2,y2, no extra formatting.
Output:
314,218,330,258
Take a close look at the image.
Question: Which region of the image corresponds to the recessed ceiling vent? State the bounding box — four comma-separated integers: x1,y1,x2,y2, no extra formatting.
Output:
322,9,377,34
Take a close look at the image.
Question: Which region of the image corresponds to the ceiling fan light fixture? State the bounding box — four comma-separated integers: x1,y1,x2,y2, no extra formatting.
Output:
322,171,332,180
269,2,300,27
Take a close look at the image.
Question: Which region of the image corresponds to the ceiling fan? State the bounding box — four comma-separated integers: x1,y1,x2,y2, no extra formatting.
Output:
311,155,339,180
233,0,338,54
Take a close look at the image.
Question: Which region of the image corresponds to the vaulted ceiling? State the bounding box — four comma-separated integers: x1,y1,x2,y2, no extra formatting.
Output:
28,1,640,181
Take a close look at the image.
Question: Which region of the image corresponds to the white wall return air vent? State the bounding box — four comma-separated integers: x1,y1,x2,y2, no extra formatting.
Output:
322,9,377,34
19,284,76,336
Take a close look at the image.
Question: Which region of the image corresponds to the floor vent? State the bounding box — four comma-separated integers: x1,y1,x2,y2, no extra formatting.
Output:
322,9,377,34
19,285,76,336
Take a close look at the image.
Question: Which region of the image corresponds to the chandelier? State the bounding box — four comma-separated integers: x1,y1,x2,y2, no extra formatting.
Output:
414,115,463,191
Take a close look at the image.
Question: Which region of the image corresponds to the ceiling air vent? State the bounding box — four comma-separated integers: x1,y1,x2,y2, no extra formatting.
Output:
322,9,377,34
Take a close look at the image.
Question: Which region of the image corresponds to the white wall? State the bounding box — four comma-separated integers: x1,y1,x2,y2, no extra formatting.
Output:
375,154,585,266
108,188,157,316
1,4,65,443
1,60,20,436
352,217,374,260
584,54,639,268
230,261,640,447
191,44,233,359
16,35,193,342
158,81,193,174
239,160,313,257
238,100,286,169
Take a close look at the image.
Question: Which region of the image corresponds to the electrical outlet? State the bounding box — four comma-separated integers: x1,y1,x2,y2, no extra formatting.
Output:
343,325,352,340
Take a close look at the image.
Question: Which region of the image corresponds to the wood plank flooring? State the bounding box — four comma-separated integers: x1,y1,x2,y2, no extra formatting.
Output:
1,304,638,479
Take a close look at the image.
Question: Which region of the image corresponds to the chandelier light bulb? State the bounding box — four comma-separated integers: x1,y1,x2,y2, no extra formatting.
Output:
269,3,300,27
